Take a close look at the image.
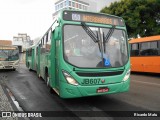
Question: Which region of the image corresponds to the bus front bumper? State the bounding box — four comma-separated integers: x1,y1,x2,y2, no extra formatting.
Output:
0,65,19,69
0,66,18,69
0,61,19,69
59,79,130,98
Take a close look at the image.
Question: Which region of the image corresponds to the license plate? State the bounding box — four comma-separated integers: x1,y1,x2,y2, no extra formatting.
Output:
97,88,109,93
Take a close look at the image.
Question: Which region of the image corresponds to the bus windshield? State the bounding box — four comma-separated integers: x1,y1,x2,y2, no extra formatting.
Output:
0,48,19,61
63,25,128,68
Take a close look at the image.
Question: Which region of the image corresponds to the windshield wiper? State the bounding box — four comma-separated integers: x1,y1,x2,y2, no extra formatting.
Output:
104,25,115,43
2,50,8,56
81,22,99,43
81,22,102,52
9,50,14,56
81,22,104,66
103,25,115,52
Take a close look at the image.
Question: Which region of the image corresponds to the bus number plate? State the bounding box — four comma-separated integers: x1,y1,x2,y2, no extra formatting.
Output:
97,87,109,93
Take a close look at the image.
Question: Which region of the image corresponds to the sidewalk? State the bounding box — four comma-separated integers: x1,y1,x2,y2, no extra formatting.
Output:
0,74,18,120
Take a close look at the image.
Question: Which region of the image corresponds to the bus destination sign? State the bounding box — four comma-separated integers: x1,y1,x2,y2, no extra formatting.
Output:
63,11,124,26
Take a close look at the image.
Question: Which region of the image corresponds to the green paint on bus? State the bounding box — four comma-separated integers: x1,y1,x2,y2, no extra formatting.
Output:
26,10,130,98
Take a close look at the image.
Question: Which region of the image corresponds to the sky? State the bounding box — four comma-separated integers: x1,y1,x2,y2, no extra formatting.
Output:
0,0,119,41
0,0,54,40
93,0,119,11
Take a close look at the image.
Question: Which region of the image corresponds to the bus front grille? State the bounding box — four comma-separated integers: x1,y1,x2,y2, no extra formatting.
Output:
76,71,124,77
5,66,13,68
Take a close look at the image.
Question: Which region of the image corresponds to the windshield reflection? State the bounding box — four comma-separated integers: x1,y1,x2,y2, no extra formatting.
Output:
0,49,19,61
63,25,128,68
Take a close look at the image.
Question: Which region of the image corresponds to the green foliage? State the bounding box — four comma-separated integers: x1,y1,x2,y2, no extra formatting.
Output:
100,0,160,38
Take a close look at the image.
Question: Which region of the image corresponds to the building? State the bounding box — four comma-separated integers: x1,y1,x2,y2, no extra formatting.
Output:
52,0,120,19
0,40,12,46
12,33,33,52
52,0,96,18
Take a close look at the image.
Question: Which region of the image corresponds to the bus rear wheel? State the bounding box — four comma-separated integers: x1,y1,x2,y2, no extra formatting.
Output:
45,71,53,93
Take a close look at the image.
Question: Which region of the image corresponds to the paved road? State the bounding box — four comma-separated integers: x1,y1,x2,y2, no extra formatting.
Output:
0,64,159,120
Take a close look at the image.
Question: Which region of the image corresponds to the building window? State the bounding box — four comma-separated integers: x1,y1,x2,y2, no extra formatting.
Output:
76,3,78,8
58,4,60,10
72,2,75,7
55,6,58,11
79,4,82,9
69,1,71,6
84,6,87,10
64,1,67,6
82,5,87,10
60,3,63,8
66,0,69,7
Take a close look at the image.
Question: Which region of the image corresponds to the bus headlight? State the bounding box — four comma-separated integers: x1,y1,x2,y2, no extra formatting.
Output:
123,69,130,81
62,70,79,86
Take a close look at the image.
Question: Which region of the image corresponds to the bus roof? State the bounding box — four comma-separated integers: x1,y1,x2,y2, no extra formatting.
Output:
129,35,160,43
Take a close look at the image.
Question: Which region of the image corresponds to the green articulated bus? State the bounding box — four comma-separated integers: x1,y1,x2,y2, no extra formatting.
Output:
26,10,130,98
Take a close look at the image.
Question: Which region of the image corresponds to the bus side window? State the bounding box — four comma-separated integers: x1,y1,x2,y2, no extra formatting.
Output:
44,36,47,52
131,43,139,56
158,40,160,55
36,46,38,56
39,41,42,48
140,41,158,56
41,38,45,54
150,41,159,55
28,48,31,56
46,29,52,52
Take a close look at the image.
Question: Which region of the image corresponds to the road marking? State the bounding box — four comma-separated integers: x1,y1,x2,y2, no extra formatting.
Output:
6,88,30,120
132,80,160,87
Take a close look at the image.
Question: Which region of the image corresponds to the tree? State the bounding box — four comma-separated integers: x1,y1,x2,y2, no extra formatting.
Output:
100,0,160,38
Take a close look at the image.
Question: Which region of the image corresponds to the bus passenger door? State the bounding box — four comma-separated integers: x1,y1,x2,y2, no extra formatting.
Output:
55,40,60,89
50,30,57,88
37,45,41,75
26,50,28,67
50,23,60,91
31,48,35,70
